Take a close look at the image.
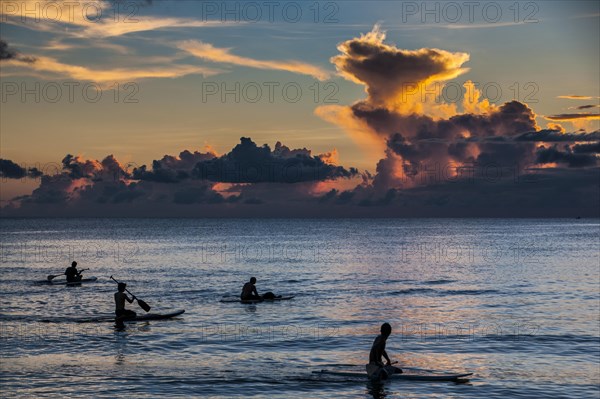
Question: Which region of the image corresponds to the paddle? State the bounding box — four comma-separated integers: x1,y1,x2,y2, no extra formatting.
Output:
110,276,151,312
47,268,88,281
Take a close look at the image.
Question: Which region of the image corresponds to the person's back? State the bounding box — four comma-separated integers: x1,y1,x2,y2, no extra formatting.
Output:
366,323,402,381
114,291,127,311
369,334,386,364
115,282,136,318
65,261,80,282
241,277,260,300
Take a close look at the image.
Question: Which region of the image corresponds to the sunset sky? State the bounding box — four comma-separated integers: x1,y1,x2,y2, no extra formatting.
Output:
1,0,598,216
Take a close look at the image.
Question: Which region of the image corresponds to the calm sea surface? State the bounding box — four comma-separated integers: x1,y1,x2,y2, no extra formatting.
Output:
0,219,598,398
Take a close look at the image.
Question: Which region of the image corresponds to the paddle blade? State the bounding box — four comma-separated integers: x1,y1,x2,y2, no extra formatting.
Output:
137,299,151,312
47,274,59,281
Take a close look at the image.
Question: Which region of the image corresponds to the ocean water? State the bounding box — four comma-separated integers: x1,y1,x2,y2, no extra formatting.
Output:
0,218,598,398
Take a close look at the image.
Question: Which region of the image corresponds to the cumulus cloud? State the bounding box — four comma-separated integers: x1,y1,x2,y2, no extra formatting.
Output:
0,159,42,179
572,142,600,154
535,145,598,168
178,40,331,80
132,149,218,183
331,24,469,109
11,154,225,210
2,137,360,215
2,25,598,217
191,137,358,183
313,166,599,217
317,24,599,202
62,154,129,180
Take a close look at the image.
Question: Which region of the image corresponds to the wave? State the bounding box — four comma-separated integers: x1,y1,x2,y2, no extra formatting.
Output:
387,288,499,296
422,279,457,285
389,288,436,295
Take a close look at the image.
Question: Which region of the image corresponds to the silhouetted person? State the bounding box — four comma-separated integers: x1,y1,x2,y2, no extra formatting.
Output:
241,277,261,300
115,282,137,319
65,261,82,283
366,323,402,381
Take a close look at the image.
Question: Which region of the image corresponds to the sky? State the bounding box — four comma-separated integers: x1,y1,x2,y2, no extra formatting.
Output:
0,0,599,217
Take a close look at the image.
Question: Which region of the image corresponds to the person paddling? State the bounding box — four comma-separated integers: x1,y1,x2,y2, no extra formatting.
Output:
115,282,137,319
64,261,83,283
366,322,403,382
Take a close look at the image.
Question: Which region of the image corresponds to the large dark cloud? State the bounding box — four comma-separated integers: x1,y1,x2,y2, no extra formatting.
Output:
132,149,217,183
315,166,600,217
2,26,599,218
352,100,542,189
191,137,358,183
535,145,598,168
515,130,600,142
132,162,190,183
3,138,360,216
572,142,600,154
62,154,129,180
324,26,600,196
0,159,27,179
0,159,42,179
130,138,357,184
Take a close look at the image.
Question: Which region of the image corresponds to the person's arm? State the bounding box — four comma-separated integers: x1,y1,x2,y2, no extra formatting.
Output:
382,349,391,365
126,295,135,304
252,286,259,296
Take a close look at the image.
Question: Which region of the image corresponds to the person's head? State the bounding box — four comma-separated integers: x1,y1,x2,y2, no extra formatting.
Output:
71,261,77,267
118,282,126,292
250,277,256,284
380,322,392,337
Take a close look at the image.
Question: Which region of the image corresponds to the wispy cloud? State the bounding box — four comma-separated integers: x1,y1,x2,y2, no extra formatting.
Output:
443,21,532,30
178,40,330,80
545,113,600,121
557,95,599,100
570,105,600,110
571,12,600,19
1,56,222,83
79,18,235,39
1,0,239,39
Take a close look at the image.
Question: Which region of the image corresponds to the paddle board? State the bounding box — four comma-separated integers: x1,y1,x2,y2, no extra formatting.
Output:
219,295,295,304
75,309,185,323
49,277,98,285
313,369,473,382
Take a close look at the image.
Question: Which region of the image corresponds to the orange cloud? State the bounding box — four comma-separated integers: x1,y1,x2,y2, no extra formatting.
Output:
462,80,497,114
546,123,566,133
1,0,238,39
545,113,600,121
1,56,222,84
318,148,339,165
178,40,330,80
314,105,387,164
556,95,598,100
331,24,470,111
